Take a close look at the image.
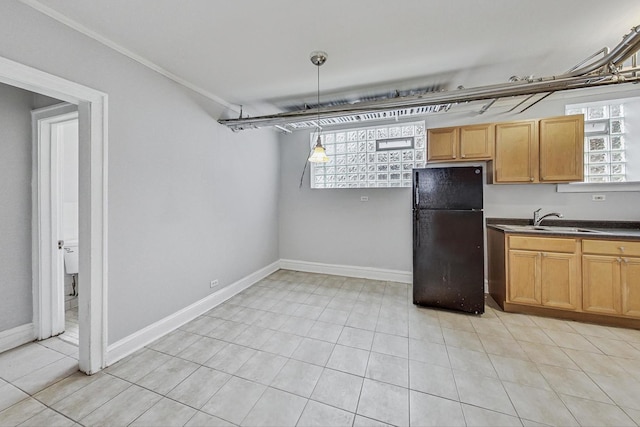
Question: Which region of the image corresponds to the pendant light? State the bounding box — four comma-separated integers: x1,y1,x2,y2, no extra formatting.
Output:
308,51,329,163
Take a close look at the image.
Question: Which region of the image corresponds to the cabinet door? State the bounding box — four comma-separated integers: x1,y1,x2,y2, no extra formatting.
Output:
427,127,458,161
539,115,584,182
540,252,580,311
494,121,537,183
460,124,494,160
582,255,621,315
621,257,640,318
508,250,541,305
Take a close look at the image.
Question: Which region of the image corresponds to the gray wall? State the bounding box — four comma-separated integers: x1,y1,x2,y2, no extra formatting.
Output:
0,2,280,343
0,83,34,331
279,86,640,274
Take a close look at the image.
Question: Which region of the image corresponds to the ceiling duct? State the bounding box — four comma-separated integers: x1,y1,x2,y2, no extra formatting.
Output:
220,25,640,131
286,105,451,130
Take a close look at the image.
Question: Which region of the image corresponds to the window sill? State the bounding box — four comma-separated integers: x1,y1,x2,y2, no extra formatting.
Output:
556,182,640,193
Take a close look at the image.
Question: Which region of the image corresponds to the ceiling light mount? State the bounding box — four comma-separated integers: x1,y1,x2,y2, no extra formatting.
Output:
310,51,328,67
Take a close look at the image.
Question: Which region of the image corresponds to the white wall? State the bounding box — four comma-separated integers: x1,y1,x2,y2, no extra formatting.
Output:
0,83,34,331
278,143,413,271
0,2,280,343
279,86,640,274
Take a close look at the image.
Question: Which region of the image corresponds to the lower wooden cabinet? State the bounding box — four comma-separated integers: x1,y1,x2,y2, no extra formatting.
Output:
541,252,580,310
582,255,622,315
487,231,640,326
622,257,640,317
582,239,640,319
508,250,541,305
507,236,580,311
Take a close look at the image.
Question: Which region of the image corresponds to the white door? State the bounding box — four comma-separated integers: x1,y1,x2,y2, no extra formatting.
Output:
32,104,79,340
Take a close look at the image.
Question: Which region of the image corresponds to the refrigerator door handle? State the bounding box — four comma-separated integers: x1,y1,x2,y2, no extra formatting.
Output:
414,173,419,207
414,210,420,247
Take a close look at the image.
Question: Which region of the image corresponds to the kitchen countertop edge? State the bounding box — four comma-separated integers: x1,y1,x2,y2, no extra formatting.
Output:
486,218,640,240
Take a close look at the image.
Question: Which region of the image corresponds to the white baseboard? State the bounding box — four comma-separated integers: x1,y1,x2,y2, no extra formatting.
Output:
279,259,412,284
106,260,279,366
0,323,35,353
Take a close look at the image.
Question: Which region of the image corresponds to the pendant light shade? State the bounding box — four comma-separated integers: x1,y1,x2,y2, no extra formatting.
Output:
308,135,329,163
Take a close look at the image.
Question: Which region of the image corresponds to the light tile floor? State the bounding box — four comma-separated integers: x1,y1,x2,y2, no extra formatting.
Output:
1,269,640,426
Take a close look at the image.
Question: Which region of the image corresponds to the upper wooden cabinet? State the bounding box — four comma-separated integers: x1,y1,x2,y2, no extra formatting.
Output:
427,127,458,161
493,120,537,183
426,115,583,184
460,124,494,160
539,115,584,182
490,114,584,184
427,124,493,162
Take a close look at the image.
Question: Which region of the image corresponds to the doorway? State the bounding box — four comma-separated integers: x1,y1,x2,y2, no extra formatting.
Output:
32,104,80,346
0,54,108,374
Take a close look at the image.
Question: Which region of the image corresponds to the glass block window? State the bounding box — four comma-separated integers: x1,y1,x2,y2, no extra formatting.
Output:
310,121,426,189
566,101,627,183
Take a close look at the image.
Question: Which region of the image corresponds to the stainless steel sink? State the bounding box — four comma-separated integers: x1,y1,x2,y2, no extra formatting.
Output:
500,224,602,233
538,226,602,233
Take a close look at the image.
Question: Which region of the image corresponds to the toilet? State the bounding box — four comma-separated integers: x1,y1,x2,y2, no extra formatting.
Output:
64,240,79,296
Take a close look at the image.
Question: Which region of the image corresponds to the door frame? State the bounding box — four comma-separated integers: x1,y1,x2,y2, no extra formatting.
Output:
0,54,108,374
32,104,79,341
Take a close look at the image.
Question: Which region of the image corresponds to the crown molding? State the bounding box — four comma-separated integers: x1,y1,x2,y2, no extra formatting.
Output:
21,0,240,115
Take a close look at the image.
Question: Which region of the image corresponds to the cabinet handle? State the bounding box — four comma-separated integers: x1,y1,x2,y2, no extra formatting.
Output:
619,246,625,252
622,258,628,264
461,155,466,158
617,257,622,263
530,177,534,182
452,155,457,159
542,252,547,257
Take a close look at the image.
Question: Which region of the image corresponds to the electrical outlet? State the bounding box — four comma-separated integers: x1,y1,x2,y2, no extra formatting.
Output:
210,279,219,288
592,194,606,201
360,196,369,202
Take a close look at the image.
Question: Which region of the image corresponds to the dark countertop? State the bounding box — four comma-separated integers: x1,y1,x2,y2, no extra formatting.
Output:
487,218,640,240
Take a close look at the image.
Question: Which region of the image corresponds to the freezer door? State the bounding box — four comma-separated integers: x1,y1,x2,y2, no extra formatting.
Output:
413,209,485,314
413,167,483,210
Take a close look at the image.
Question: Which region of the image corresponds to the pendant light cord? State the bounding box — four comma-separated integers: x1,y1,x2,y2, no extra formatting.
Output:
317,62,320,130
299,148,312,189
299,51,325,189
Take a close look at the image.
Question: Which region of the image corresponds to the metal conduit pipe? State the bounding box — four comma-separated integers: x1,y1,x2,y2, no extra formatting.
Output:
567,25,640,76
220,26,640,131
481,47,613,115
220,72,640,130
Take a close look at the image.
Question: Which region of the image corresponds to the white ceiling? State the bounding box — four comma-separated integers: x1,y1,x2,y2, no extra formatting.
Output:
31,0,640,116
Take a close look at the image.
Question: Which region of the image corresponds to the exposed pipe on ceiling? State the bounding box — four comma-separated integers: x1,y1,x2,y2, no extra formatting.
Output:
220,25,640,131
567,25,640,76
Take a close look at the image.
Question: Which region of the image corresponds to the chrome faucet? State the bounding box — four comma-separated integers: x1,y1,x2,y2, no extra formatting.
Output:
533,208,564,226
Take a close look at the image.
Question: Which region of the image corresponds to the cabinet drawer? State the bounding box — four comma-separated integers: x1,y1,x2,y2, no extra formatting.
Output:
509,236,576,253
583,240,640,257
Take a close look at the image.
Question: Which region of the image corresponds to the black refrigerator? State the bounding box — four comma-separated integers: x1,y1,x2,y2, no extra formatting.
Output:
413,166,485,314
